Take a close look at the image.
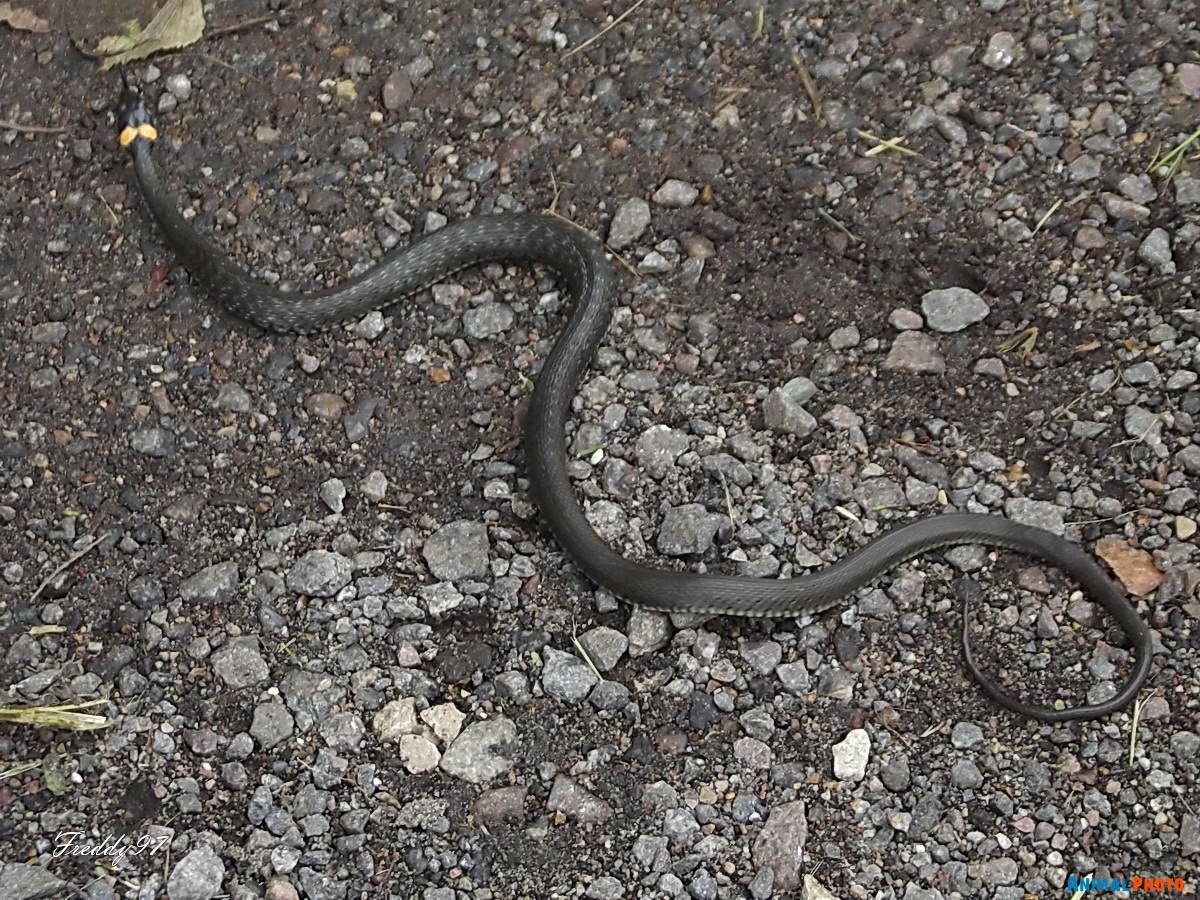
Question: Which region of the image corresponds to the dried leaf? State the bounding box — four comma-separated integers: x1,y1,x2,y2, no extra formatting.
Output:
0,1,49,32
1095,536,1163,598
92,0,205,70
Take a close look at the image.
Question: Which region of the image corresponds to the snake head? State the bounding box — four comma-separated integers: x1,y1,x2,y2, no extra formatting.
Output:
116,69,157,150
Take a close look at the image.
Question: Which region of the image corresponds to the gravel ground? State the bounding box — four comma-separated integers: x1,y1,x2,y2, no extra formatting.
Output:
2,1,1198,898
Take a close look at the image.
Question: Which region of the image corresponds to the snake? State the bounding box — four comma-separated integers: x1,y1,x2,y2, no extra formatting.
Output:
115,77,1152,722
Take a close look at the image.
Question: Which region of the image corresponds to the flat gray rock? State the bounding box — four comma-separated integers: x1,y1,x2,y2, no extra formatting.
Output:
441,716,516,783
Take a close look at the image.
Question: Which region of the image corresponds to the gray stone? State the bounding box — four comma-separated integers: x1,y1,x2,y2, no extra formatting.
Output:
360,470,388,502
130,426,174,457
658,503,728,555
0,863,65,900
31,321,67,344
889,308,923,330
881,756,911,791
828,325,860,349
586,875,625,900
547,775,614,823
609,198,652,249
542,648,599,702
1124,406,1162,442
398,734,440,773
950,759,984,789
577,626,629,672
971,858,1018,886
423,520,489,581
740,640,782,676
319,478,346,514
287,550,352,597
763,377,818,436
884,332,945,374
373,698,418,742
832,728,870,781
1138,228,1175,275
211,637,268,688
179,562,239,606
776,661,810,694
354,310,386,339
982,32,1016,70
420,581,464,615
464,302,515,339
635,425,690,479
752,801,808,891
167,844,225,900
1175,176,1200,206
735,737,774,769
1004,498,1065,536
951,722,984,749
663,807,701,845
921,287,990,332
214,382,251,412
250,702,294,749
931,45,974,84
652,179,699,207
318,712,365,752
1117,174,1157,204
1125,64,1162,98
1068,155,1100,182
627,608,671,657
440,716,516,783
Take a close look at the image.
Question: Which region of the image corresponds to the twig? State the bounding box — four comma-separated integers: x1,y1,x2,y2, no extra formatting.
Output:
0,119,67,135
27,535,105,605
790,54,822,122
96,188,120,227
563,0,650,59
817,209,860,243
206,13,279,39
713,87,749,113
547,169,639,276
544,208,640,277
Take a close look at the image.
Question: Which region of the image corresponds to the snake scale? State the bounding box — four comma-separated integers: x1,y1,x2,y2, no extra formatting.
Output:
116,78,1152,722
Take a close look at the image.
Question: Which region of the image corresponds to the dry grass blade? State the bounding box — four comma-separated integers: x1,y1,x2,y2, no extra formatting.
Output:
996,326,1038,360
571,622,603,682
1147,125,1200,181
790,53,822,122
563,0,649,59
1031,198,1063,235
1128,691,1156,765
856,129,919,159
0,700,111,731
0,760,41,779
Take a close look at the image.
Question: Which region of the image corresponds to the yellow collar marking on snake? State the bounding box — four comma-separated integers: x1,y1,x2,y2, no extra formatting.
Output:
119,123,158,147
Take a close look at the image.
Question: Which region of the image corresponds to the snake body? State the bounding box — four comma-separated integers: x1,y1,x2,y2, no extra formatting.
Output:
116,82,1152,721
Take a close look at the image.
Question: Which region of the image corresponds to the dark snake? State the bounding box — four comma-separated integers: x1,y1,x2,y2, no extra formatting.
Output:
115,78,1152,722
